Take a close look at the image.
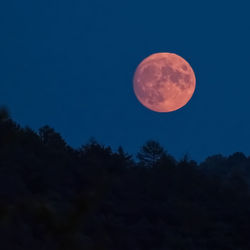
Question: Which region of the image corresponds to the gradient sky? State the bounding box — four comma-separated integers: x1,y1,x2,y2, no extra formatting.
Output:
1,0,250,162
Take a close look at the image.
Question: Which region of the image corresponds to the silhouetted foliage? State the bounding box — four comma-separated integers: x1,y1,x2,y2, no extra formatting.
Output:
1,109,250,249
137,140,166,168
39,125,67,150
0,106,10,122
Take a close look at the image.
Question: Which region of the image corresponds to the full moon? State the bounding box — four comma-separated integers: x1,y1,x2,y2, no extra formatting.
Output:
133,53,196,112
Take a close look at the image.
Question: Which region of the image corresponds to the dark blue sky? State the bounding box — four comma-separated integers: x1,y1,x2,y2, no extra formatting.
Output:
1,1,250,162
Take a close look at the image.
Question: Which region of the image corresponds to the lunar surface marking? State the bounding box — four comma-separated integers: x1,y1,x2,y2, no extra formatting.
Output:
133,53,196,112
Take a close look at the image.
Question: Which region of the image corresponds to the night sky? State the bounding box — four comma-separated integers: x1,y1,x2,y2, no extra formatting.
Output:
1,1,250,162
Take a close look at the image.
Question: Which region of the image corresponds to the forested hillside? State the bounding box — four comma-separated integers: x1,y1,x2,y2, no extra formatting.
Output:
1,108,250,250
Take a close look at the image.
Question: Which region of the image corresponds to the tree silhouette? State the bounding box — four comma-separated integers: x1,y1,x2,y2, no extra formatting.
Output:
79,138,113,168
39,125,67,150
115,146,134,168
0,106,10,122
1,110,250,249
137,140,165,168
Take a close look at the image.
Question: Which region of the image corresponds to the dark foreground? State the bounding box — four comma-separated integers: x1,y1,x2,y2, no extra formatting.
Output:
1,110,250,250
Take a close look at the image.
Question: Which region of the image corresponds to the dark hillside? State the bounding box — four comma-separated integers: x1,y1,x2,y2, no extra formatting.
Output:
1,109,250,250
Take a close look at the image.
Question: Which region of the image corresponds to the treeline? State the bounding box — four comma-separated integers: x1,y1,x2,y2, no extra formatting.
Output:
0,107,250,250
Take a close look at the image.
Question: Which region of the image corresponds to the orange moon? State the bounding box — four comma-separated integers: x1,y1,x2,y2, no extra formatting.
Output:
133,53,196,112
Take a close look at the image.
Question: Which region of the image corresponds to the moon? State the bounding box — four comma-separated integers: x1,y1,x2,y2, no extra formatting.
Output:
133,53,196,112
